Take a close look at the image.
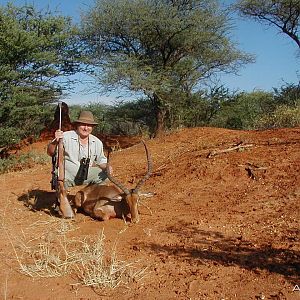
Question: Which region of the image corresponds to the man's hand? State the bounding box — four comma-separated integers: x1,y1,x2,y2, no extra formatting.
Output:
95,163,113,174
47,130,63,156
54,129,63,142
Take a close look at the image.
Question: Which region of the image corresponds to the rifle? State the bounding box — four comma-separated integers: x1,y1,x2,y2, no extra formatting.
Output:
50,102,61,191
51,101,74,218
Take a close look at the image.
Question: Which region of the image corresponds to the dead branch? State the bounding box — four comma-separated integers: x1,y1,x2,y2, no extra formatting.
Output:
239,163,268,180
207,143,254,158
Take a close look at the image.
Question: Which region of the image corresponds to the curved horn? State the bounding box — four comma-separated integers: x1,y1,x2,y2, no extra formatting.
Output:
132,140,152,193
106,151,130,195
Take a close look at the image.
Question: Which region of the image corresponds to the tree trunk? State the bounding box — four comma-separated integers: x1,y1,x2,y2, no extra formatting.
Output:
151,93,166,137
155,108,166,137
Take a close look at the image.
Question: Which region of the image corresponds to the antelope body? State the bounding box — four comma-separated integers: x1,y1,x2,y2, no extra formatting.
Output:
74,141,152,223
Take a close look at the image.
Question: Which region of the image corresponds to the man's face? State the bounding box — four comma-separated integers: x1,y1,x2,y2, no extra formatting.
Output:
77,123,94,138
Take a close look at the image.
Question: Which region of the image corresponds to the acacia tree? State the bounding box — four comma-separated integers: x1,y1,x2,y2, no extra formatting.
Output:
81,0,252,136
0,3,82,146
235,0,300,49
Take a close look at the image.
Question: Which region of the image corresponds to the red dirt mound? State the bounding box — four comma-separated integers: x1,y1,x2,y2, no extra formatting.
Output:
0,127,299,300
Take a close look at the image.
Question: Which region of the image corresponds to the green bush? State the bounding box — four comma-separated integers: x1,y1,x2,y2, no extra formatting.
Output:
0,127,22,148
105,98,155,136
210,91,275,129
255,104,300,129
0,94,55,147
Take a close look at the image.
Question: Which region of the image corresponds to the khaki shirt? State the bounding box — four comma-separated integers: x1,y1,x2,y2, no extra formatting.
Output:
63,130,107,181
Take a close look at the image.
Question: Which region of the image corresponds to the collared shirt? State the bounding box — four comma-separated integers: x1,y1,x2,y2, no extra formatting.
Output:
63,130,107,173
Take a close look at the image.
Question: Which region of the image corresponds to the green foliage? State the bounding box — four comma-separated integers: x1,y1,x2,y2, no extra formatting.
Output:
210,91,275,129
0,93,54,147
0,3,81,98
81,0,252,135
0,1,298,145
82,83,299,135
235,0,300,48
255,104,300,129
254,83,300,129
0,127,21,147
0,3,82,148
171,86,234,128
209,84,300,130
105,98,155,136
273,82,300,106
0,94,53,147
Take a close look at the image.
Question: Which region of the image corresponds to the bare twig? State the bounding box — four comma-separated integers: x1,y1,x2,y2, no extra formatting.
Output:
245,163,268,180
207,143,254,158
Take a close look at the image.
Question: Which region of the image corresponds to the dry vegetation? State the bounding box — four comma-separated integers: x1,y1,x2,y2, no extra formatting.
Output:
1,216,148,291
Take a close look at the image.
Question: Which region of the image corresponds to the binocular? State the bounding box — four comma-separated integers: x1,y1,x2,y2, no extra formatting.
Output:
75,157,90,185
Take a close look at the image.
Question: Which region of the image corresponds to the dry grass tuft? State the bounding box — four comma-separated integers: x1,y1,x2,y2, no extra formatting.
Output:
18,232,77,278
74,230,148,289
5,219,147,289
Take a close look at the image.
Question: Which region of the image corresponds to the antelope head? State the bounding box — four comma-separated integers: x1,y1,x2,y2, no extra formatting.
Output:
106,140,152,223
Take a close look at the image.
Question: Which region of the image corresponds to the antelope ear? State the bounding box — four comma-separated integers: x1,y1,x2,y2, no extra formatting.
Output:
74,191,84,207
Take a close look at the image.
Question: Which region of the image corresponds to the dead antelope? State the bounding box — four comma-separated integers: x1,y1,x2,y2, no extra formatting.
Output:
74,140,152,223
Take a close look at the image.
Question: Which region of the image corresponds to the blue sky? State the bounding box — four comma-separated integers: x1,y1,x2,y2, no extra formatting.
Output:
1,0,299,105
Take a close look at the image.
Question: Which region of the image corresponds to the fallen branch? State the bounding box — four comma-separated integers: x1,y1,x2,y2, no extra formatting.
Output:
207,143,254,158
243,163,268,180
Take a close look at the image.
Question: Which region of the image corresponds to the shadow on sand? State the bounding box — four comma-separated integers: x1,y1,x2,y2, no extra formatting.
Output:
17,189,75,217
140,220,300,285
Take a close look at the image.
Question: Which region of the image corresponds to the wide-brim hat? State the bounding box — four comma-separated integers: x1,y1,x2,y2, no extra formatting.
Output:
74,111,98,125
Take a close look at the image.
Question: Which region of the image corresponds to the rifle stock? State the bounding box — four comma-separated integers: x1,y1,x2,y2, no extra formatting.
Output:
51,153,58,191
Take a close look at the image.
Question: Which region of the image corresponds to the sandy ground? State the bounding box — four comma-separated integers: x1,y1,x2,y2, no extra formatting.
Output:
0,126,299,300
